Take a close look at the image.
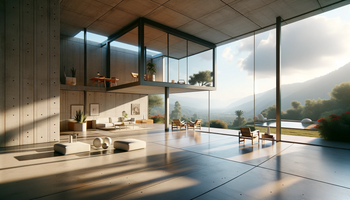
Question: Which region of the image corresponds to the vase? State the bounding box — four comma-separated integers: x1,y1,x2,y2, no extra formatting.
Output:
74,122,87,131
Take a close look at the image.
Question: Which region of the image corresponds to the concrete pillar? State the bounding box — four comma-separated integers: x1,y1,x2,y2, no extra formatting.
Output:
165,87,169,131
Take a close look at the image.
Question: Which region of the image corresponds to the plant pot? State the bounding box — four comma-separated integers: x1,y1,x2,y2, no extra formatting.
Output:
145,74,155,81
66,77,76,85
74,122,87,131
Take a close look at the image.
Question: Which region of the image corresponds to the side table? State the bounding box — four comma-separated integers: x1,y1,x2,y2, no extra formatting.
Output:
261,134,275,143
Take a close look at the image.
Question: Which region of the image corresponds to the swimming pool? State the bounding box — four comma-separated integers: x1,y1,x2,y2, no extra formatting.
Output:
255,121,316,129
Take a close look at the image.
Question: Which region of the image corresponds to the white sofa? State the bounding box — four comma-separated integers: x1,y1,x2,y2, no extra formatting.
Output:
94,117,114,129
94,117,136,129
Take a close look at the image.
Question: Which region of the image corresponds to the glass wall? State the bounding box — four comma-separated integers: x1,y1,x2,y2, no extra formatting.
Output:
280,5,350,141
110,26,139,86
143,25,214,86
253,30,277,134
209,36,254,135
144,25,167,82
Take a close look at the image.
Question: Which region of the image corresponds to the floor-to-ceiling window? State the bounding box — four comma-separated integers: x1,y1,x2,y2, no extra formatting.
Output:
280,4,350,141
209,36,254,135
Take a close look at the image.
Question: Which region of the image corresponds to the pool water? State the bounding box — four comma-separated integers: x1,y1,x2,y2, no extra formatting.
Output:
255,121,315,129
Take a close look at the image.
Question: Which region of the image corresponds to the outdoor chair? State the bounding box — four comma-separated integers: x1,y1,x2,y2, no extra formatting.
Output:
172,119,186,130
130,72,138,82
187,119,201,130
239,127,260,145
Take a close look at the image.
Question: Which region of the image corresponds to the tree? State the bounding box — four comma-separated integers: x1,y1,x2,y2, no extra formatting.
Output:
148,95,163,116
261,104,286,119
189,70,213,86
170,101,182,120
282,100,303,120
191,113,198,121
330,82,350,105
233,110,246,127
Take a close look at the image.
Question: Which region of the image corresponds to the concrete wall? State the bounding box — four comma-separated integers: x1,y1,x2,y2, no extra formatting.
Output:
0,0,60,147
60,90,148,131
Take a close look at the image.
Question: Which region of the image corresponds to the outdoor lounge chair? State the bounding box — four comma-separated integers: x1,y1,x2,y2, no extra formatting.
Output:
187,119,201,130
239,127,260,145
172,119,186,130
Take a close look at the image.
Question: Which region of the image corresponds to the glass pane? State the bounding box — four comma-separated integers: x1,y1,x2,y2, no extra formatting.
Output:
254,30,276,134
210,37,254,135
169,35,187,84
188,41,213,87
281,5,350,142
110,26,138,86
144,25,167,82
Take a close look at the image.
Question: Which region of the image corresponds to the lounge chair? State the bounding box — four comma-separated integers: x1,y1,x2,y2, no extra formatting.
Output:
130,72,138,82
239,127,260,145
187,119,201,130
172,119,186,130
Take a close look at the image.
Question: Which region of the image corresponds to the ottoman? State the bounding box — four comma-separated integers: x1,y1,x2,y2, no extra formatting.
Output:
114,139,146,151
54,142,91,155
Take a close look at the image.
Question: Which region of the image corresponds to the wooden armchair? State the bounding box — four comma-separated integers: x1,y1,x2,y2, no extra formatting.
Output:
239,127,260,145
130,72,138,82
172,119,186,130
187,119,201,130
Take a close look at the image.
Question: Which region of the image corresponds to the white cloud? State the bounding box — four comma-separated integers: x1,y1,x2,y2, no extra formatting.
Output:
222,47,234,62
237,16,350,82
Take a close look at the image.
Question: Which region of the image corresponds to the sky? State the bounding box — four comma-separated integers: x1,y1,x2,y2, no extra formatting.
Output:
190,3,350,109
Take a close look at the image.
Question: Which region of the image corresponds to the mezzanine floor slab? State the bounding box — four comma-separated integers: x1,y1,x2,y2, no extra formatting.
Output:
0,125,350,200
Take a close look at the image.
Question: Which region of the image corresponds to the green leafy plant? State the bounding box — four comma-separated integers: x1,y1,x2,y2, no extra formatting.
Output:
146,62,157,75
317,112,350,142
74,110,86,123
71,67,76,77
123,112,128,119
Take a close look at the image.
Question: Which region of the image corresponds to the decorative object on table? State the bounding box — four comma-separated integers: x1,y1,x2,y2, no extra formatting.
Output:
71,105,84,119
97,72,100,76
102,142,109,149
266,126,271,135
146,62,156,81
66,67,77,85
90,103,100,116
93,137,103,148
74,110,87,131
131,104,140,115
171,80,175,83
104,137,112,145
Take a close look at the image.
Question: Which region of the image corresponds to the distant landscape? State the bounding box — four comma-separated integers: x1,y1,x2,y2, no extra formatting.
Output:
149,63,350,126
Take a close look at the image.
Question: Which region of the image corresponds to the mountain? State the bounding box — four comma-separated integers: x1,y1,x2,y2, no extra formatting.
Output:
150,63,350,122
226,63,350,117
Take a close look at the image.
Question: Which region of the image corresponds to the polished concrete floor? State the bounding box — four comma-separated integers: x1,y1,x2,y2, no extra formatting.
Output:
1,125,350,200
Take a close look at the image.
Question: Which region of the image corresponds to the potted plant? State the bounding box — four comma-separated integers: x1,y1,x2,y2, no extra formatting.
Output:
122,111,128,122
66,67,77,85
146,62,156,81
74,110,87,131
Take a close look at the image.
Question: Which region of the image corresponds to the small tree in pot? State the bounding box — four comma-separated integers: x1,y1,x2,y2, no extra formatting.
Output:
65,66,77,85
74,110,87,131
146,62,156,81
